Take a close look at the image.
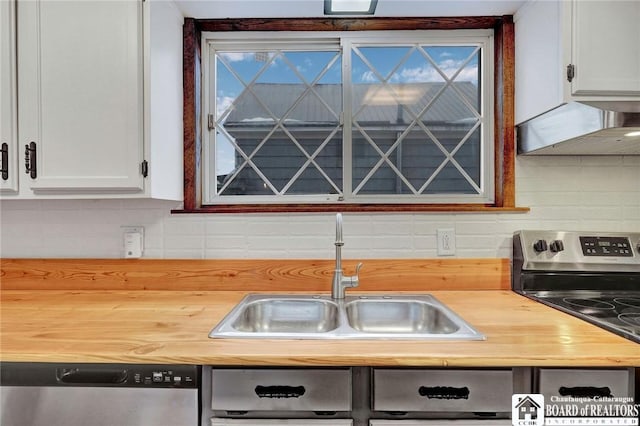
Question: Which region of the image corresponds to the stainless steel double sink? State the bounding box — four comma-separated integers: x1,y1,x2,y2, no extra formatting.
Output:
209,294,485,340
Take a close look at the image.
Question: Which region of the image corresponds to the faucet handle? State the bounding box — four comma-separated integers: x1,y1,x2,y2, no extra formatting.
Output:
354,262,363,276
344,262,363,288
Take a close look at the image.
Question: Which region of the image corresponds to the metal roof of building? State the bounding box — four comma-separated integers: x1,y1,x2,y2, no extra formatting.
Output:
224,82,479,126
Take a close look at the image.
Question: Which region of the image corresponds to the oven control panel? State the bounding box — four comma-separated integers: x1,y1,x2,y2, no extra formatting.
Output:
514,230,640,272
579,236,633,257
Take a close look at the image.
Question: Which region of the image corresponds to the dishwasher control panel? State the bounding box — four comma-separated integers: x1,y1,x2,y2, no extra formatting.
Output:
0,362,199,388
134,366,198,388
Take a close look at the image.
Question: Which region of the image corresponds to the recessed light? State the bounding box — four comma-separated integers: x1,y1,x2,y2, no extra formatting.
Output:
624,131,640,137
324,0,378,15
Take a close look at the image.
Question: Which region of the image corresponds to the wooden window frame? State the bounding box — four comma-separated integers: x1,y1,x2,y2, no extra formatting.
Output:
178,17,526,214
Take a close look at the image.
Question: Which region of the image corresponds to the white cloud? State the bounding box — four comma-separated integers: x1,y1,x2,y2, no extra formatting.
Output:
399,60,478,83
219,52,254,62
360,70,378,83
216,96,236,118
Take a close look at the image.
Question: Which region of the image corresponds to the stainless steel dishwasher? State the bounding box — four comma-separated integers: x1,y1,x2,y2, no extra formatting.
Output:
0,362,200,426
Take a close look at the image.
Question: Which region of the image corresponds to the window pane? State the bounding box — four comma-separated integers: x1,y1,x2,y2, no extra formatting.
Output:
350,44,482,197
213,49,342,196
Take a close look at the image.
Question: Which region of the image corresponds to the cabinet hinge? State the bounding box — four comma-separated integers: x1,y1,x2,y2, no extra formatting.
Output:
24,141,37,179
567,64,575,83
141,160,149,178
207,114,215,131
1,143,8,181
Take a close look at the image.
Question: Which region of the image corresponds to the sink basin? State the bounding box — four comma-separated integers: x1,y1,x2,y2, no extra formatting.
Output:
209,294,484,340
345,299,460,334
232,298,339,333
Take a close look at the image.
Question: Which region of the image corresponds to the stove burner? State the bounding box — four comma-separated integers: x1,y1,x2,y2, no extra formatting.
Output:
618,313,640,328
614,298,640,309
562,298,616,310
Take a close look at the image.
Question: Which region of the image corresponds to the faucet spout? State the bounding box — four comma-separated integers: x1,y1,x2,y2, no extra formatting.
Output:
336,212,343,244
331,213,362,299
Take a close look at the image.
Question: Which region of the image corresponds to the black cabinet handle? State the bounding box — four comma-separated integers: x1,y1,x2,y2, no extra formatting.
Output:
255,385,306,399
1,143,8,180
559,386,612,398
419,386,470,400
24,141,36,179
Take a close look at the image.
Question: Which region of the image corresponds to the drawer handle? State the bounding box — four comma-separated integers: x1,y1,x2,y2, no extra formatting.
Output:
255,385,306,399
558,386,612,398
418,386,470,400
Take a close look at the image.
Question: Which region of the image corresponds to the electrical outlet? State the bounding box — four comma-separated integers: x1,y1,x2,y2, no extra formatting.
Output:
437,228,456,256
121,226,144,258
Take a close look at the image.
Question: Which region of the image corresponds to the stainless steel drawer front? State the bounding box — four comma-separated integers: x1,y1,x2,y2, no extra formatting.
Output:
373,369,513,413
212,419,353,425
538,368,634,399
211,369,352,412
369,420,511,425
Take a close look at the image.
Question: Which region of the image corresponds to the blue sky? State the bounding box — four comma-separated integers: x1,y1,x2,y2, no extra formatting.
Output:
216,45,479,116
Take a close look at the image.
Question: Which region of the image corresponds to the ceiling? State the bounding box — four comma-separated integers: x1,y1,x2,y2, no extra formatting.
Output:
175,0,528,19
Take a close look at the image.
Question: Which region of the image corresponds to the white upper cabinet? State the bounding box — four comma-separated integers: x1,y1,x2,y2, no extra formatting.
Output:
18,0,144,193
514,0,640,124
2,0,183,199
570,1,640,96
0,0,18,192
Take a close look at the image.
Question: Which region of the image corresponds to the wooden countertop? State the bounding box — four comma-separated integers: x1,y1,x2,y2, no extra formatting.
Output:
2,289,638,366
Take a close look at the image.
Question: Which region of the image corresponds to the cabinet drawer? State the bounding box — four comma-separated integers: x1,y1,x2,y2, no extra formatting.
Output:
212,420,352,426
211,369,351,412
538,368,634,399
373,369,513,413
370,421,511,425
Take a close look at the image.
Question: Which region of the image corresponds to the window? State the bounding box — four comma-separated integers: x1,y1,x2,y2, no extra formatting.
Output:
181,18,519,213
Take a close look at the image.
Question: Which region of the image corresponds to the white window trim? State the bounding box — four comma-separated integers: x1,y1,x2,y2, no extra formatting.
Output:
201,30,494,205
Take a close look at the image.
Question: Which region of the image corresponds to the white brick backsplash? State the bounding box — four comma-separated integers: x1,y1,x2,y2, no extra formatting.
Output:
1,157,639,259
205,235,247,250
163,235,204,250
457,235,496,249
163,249,204,259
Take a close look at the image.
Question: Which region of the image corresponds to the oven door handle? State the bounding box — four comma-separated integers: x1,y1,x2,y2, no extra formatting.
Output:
558,386,612,398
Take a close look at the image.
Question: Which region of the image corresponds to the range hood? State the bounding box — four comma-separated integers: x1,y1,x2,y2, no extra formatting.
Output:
517,101,640,155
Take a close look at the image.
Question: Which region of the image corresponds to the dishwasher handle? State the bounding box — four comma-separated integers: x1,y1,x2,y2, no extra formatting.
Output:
57,368,128,385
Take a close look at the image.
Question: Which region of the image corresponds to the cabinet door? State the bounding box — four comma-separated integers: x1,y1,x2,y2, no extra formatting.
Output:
0,0,18,192
17,0,144,192
571,0,640,95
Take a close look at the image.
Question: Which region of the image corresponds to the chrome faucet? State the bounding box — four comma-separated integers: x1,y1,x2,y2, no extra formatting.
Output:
331,213,363,299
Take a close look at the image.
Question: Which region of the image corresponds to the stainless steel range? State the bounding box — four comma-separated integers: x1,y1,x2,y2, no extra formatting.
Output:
512,230,640,344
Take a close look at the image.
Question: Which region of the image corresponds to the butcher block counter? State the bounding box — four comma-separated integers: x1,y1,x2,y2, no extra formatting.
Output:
1,258,638,366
